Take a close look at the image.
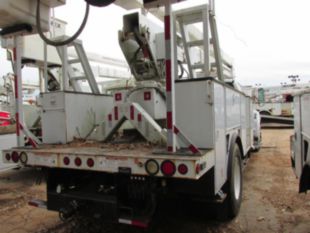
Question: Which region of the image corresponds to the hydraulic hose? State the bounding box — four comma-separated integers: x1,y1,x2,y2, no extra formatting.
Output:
36,0,90,46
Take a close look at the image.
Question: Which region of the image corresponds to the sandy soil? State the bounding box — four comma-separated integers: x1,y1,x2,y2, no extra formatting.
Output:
0,129,309,233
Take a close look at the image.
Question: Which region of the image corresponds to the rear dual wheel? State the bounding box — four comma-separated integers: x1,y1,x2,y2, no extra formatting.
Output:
217,143,243,220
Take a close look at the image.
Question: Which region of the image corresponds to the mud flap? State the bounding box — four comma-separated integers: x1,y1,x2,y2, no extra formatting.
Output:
299,164,310,193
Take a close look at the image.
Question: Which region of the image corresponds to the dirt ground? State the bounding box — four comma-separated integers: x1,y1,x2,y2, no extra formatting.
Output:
0,129,309,233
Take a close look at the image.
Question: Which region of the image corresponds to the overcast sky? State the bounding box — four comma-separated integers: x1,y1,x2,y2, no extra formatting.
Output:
1,0,310,87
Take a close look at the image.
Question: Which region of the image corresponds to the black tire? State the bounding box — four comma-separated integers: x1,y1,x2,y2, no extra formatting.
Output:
217,143,243,220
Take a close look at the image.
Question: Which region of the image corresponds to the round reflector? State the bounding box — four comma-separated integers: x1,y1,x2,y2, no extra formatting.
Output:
63,157,70,166
161,160,176,177
178,164,188,175
87,158,94,167
5,153,11,161
11,151,19,163
75,157,82,167
19,152,28,165
145,159,159,176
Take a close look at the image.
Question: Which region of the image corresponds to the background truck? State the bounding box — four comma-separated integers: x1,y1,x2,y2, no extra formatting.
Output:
1,0,257,226
291,91,310,192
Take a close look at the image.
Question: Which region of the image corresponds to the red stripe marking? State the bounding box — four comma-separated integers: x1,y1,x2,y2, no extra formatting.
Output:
173,126,179,134
144,91,151,101
15,113,20,136
164,15,170,40
167,112,173,130
165,60,172,92
138,113,142,122
108,114,112,121
115,93,122,101
14,75,18,98
114,106,119,121
132,220,148,228
130,105,135,120
188,145,200,154
167,146,173,152
28,138,37,148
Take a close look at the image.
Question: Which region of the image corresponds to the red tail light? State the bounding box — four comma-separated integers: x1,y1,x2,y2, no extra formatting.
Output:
178,164,188,175
11,151,19,163
63,157,70,165
87,158,94,167
5,153,11,161
75,157,82,167
161,160,176,177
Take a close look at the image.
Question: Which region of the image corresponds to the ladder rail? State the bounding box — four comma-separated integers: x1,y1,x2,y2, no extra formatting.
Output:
56,39,100,94
175,4,211,79
74,42,100,94
178,18,194,79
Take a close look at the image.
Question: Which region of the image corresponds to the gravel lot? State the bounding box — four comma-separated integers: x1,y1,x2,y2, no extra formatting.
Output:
0,129,309,233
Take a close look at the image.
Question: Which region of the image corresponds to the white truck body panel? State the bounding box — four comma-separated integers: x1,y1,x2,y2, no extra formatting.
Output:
213,82,227,193
175,79,214,149
41,91,113,144
175,78,252,193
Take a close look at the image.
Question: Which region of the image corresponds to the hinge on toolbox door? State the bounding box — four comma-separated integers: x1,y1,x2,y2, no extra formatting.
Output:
206,80,213,105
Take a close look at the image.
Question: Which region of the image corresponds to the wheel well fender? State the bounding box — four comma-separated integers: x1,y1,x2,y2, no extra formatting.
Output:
228,133,244,160
224,133,244,182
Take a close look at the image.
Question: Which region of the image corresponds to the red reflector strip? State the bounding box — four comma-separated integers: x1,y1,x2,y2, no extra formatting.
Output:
165,60,172,91
144,91,151,101
115,93,122,101
188,144,200,154
138,113,142,122
173,126,179,134
167,112,173,129
167,146,173,152
130,105,135,120
118,219,148,228
14,75,18,98
28,138,37,148
114,106,119,121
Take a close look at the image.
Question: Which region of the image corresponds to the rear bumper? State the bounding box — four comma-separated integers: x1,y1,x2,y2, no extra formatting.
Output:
2,145,215,180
